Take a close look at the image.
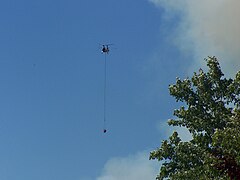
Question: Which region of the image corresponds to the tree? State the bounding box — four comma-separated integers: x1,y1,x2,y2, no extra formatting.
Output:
150,57,240,180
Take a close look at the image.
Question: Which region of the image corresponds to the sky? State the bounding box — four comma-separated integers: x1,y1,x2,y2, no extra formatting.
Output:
0,0,239,180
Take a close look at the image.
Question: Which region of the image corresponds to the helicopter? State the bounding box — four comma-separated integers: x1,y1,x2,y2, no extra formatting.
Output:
101,44,113,54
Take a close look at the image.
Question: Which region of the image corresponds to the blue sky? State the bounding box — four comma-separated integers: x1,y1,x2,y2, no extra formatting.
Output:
0,0,239,180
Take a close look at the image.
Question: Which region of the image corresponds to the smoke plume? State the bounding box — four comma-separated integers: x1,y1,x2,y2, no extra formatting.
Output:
150,0,240,76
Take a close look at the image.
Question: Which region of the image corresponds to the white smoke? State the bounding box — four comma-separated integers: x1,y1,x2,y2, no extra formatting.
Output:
150,0,240,76
96,152,159,180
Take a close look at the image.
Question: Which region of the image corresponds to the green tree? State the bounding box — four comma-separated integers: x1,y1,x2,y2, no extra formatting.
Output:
150,57,240,180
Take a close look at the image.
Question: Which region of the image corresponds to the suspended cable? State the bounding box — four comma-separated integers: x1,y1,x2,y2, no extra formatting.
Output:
100,44,112,133
103,53,107,133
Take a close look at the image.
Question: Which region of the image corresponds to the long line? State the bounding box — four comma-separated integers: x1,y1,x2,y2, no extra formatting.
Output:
103,53,107,129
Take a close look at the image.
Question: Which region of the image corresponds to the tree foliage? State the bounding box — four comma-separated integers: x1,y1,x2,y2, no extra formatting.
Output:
150,57,240,179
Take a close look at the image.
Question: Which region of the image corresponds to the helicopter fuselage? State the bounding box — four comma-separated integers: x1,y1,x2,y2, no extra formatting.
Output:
102,45,109,54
